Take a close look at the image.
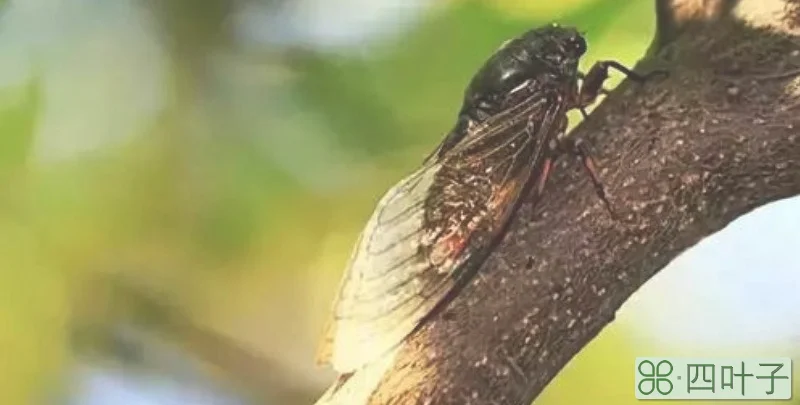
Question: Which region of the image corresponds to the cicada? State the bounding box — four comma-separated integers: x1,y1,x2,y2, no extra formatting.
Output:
317,24,662,373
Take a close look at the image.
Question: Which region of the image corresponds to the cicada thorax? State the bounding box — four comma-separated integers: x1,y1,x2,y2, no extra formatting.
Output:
462,52,537,119
429,26,585,164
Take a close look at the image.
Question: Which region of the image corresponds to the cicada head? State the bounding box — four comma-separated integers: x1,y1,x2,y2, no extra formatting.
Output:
517,24,586,75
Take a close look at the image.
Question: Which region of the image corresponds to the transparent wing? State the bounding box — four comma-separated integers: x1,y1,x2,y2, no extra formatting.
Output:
317,162,451,372
318,92,564,373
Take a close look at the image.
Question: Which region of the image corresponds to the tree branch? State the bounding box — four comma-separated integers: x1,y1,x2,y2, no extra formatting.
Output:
316,0,800,403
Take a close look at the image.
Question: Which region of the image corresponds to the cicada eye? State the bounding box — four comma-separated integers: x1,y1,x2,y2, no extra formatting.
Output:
570,35,587,56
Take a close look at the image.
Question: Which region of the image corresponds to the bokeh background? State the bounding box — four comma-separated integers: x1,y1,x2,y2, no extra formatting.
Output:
0,0,798,404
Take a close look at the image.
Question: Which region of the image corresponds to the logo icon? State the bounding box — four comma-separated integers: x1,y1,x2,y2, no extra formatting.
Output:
635,357,792,400
638,359,674,395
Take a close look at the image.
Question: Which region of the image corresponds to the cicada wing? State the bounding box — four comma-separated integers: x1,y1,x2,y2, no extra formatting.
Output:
317,162,458,373
318,91,565,373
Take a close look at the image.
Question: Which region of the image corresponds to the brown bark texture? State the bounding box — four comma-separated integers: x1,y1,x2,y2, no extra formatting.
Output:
316,0,800,404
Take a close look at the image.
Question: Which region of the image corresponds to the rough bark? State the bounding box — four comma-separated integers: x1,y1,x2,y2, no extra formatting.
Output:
316,0,800,404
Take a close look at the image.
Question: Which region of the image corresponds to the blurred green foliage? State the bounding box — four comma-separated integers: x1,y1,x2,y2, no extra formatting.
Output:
0,1,796,404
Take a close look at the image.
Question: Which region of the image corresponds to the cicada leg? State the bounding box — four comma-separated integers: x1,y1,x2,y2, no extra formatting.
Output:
558,136,617,219
525,156,554,221
535,158,553,196
578,106,590,120
568,62,666,218
577,71,611,101
577,61,667,110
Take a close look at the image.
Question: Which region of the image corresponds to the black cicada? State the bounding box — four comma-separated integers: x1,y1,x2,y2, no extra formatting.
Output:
317,24,662,373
